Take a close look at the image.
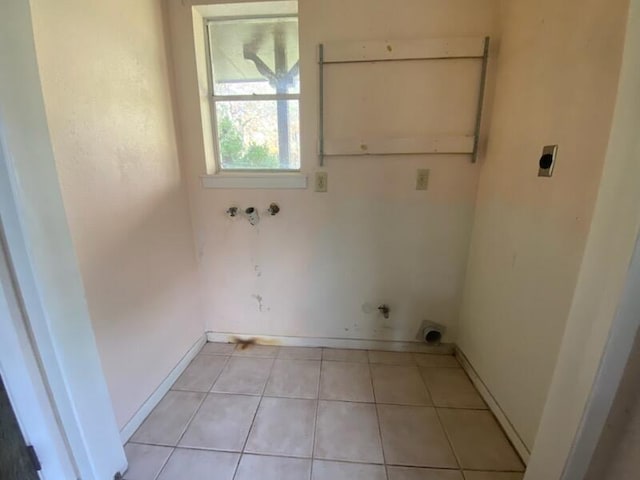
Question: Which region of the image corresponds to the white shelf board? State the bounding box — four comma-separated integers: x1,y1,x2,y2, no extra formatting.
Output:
321,37,486,63
323,135,475,156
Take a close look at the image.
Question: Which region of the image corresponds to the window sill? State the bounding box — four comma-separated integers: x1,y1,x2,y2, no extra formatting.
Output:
200,173,308,189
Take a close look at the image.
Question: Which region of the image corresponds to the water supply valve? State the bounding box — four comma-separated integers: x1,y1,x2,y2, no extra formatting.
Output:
245,207,260,226
267,203,280,216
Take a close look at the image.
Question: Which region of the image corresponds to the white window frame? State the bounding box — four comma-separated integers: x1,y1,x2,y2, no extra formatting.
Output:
200,6,307,189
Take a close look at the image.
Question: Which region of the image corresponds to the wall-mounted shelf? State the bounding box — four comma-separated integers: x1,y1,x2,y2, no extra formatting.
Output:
318,36,490,165
324,135,475,157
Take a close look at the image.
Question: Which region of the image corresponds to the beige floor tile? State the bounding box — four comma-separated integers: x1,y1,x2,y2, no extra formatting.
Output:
368,350,415,365
211,357,273,395
377,405,457,468
420,368,486,409
156,448,238,480
438,410,524,471
319,361,374,402
233,344,280,357
322,348,369,363
264,359,320,399
123,443,172,480
312,460,387,480
463,473,524,480
179,393,259,451
130,391,205,446
314,400,384,463
172,355,227,392
138,345,525,480
235,454,311,480
200,342,236,355
371,365,432,405
413,354,460,368
245,397,316,457
387,466,463,479
278,346,322,360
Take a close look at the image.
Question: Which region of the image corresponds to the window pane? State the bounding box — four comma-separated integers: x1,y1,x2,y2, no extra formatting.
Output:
215,100,300,170
208,17,300,96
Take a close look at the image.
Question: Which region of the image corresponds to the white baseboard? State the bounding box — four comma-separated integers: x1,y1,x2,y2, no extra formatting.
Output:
455,347,530,464
119,334,207,444
206,331,454,354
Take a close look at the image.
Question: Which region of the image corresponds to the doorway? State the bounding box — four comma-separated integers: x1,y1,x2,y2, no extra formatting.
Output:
0,374,40,480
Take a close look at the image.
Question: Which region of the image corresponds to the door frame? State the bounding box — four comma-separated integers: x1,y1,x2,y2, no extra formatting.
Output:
0,231,77,480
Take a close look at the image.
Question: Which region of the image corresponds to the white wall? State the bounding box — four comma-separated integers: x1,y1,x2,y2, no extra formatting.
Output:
525,1,640,477
458,0,630,452
0,0,126,476
167,0,499,343
29,0,204,430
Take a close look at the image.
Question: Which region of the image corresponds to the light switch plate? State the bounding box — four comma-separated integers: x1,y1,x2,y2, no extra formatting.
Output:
416,169,430,190
315,171,328,192
538,145,558,177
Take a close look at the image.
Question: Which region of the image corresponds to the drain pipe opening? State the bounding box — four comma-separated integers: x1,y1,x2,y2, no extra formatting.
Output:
423,329,442,345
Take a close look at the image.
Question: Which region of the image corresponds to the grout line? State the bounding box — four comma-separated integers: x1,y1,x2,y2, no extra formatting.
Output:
419,360,465,476
126,442,525,473
151,447,176,480
368,360,390,480
231,355,278,480
169,385,490,411
321,359,369,364
148,350,235,479
230,355,280,359
203,351,231,392
166,393,483,408
209,354,275,395
433,417,463,476
321,347,370,363
171,353,233,448
433,404,464,474
134,345,500,479
308,359,323,480
132,439,518,471
460,468,527,473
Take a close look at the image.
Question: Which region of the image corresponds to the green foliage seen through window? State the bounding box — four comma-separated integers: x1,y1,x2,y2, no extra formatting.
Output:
218,114,278,169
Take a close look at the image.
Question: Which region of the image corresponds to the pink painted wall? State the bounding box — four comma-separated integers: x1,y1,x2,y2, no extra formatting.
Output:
167,0,500,343
458,0,630,451
30,0,204,429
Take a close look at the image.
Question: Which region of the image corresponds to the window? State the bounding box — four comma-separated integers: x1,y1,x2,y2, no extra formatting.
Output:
206,11,300,171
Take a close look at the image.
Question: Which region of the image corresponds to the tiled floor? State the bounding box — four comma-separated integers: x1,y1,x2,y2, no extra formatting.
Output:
124,343,525,480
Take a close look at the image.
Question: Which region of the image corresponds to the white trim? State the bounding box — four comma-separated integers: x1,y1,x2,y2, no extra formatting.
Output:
119,334,207,443
193,1,298,19
212,94,300,102
206,331,455,354
562,232,640,478
0,237,77,480
203,8,302,176
321,37,486,63
456,346,530,464
201,173,308,189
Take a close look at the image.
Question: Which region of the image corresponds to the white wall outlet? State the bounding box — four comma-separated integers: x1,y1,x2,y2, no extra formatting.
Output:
315,171,328,192
416,169,430,190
